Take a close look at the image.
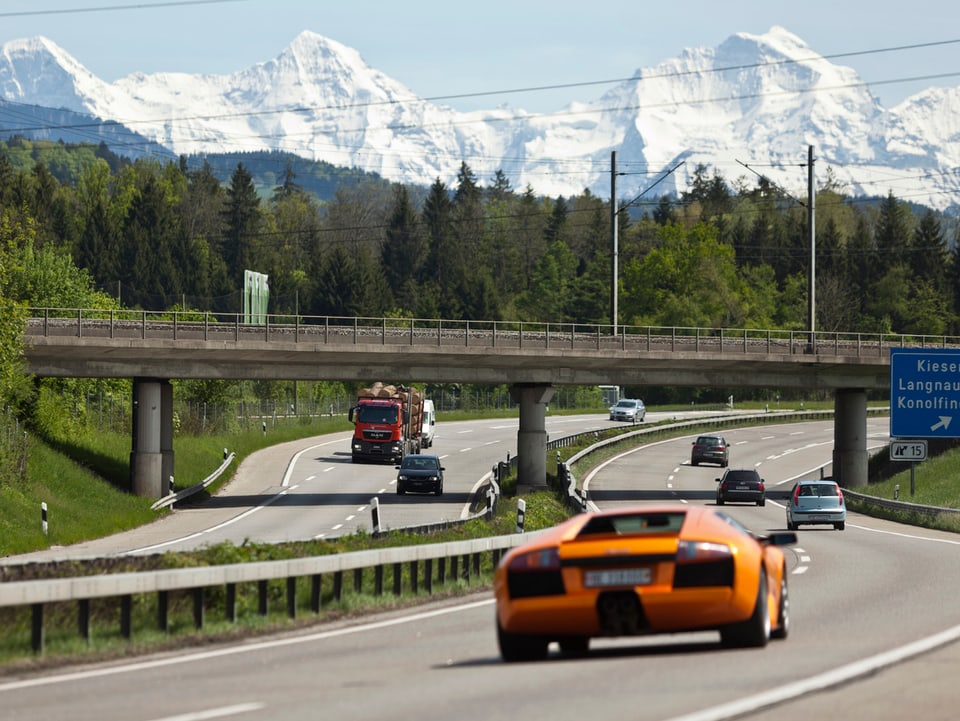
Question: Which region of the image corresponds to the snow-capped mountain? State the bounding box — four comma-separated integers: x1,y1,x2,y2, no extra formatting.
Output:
1,27,958,212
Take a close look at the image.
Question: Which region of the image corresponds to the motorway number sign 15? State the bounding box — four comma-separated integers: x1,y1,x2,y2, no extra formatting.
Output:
890,347,960,439
890,440,927,462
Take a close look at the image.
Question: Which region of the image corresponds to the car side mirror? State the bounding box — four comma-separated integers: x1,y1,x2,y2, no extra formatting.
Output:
715,478,721,483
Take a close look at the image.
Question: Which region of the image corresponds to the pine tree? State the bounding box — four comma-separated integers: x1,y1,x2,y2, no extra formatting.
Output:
380,185,425,312
221,163,262,286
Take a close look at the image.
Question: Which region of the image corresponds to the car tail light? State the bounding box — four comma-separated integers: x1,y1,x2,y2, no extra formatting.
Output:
838,488,845,506
676,540,732,563
508,547,560,572
792,485,801,506
506,547,564,598
758,481,765,491
674,541,734,588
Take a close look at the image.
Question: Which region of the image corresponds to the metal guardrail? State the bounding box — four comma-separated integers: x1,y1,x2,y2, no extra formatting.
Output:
0,533,536,654
150,451,236,510
843,490,960,519
23,307,960,358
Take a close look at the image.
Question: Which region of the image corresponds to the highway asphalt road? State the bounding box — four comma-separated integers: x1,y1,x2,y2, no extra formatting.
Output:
3,410,663,562
2,414,959,721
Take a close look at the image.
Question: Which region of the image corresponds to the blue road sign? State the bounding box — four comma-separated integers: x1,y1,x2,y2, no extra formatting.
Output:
890,348,960,438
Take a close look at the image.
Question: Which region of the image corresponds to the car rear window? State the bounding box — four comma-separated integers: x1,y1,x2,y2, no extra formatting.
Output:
697,436,721,445
578,512,686,536
802,483,840,496
725,471,759,482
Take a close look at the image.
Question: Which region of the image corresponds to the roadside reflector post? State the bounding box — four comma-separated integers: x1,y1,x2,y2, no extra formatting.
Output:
41,502,48,536
371,496,381,534
894,484,899,501
516,498,526,533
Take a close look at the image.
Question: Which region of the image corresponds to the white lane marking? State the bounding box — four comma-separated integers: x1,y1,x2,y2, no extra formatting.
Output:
761,435,775,440
281,437,350,487
459,447,473,452
127,486,300,554
146,703,265,721
304,475,315,481
356,506,367,512
345,515,355,522
322,467,335,473
484,440,501,446
331,524,343,531
789,431,805,436
663,624,960,721
793,566,809,575
582,435,699,506
0,599,495,692
852,524,960,545
457,429,474,434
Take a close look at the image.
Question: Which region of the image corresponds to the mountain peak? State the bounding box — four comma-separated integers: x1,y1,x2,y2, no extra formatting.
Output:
0,28,957,211
0,35,103,113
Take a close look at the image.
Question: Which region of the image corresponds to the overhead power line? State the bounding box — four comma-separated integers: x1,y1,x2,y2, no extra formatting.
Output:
0,0,247,18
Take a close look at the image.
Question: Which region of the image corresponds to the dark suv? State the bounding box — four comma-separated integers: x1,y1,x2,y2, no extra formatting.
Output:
716,468,765,506
691,435,729,467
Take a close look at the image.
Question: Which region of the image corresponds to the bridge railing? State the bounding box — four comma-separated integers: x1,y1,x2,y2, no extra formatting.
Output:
23,308,960,358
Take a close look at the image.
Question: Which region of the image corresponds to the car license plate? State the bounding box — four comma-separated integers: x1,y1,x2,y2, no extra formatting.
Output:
584,568,651,588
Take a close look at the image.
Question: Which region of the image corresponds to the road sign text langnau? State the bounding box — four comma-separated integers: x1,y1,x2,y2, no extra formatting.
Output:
890,440,927,462
890,348,960,438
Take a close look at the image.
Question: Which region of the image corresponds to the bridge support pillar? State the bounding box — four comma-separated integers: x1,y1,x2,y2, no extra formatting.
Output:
510,383,555,491
130,378,174,498
833,388,868,488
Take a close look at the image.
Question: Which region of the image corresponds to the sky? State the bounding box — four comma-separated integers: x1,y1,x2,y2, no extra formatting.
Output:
2,0,959,113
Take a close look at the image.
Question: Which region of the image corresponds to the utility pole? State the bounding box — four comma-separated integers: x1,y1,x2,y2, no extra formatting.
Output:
610,150,618,335
807,145,816,344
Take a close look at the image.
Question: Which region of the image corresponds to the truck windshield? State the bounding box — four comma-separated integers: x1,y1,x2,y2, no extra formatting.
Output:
357,406,398,424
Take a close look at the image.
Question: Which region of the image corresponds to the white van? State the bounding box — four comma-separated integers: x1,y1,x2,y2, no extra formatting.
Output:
421,399,436,448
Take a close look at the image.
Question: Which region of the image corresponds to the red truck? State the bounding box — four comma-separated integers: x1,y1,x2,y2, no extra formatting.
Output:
348,382,424,463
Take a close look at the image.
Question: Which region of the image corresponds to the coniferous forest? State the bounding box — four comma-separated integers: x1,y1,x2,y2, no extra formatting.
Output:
2,136,957,334
0,135,958,438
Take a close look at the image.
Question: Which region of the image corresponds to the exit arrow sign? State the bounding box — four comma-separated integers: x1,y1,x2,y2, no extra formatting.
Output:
890,440,928,462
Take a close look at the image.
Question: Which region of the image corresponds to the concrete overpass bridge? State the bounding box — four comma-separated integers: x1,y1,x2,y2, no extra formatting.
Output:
22,308,954,498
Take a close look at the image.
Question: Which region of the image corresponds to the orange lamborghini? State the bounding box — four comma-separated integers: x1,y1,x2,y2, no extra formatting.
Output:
494,504,796,661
